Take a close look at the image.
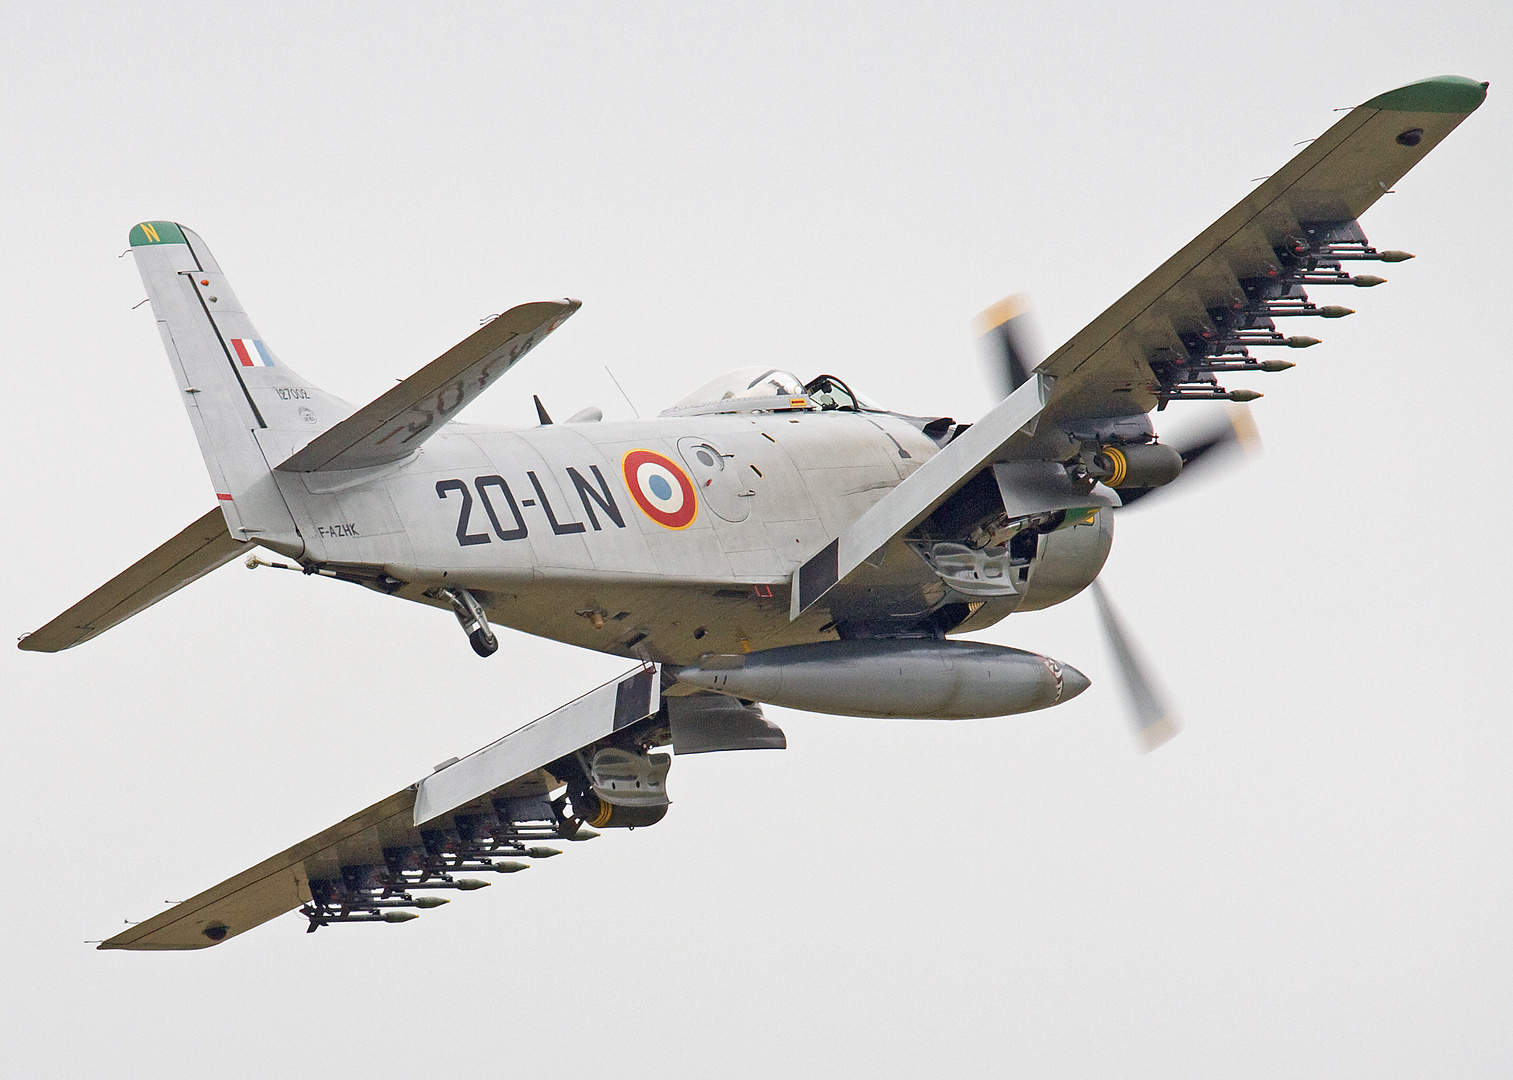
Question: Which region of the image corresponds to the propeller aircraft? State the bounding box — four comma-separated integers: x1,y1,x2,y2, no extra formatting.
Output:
18,75,1486,949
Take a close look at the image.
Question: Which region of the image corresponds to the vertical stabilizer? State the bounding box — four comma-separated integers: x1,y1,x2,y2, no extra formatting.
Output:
130,222,348,555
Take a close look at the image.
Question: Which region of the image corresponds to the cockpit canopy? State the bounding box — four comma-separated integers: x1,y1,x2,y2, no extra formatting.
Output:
672,367,808,410
663,367,879,416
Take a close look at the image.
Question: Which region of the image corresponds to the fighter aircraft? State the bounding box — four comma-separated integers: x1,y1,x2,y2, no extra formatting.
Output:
18,75,1485,949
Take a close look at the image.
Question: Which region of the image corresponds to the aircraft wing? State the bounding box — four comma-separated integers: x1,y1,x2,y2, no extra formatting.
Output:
793,75,1486,618
277,300,579,473
100,666,661,950
19,508,250,652
1033,74,1487,420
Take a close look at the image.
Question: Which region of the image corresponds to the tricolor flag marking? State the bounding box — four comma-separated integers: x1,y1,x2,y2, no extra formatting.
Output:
229,338,274,368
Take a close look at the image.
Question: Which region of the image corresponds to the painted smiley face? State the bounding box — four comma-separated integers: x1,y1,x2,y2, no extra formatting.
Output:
621,449,698,529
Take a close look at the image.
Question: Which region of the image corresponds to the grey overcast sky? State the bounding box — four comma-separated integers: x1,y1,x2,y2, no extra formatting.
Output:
3,3,1511,1077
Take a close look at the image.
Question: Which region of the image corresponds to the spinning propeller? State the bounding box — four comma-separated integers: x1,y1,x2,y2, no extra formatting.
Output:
1115,404,1260,507
978,296,1260,750
979,294,1041,400
1088,581,1180,752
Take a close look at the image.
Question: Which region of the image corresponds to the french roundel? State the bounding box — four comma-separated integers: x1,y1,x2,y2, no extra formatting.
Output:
621,449,698,529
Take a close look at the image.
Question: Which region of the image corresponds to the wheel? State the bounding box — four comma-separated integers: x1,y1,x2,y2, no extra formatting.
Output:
468,627,499,657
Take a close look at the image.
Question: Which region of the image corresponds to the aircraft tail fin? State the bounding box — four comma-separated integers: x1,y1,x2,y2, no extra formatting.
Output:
129,222,351,552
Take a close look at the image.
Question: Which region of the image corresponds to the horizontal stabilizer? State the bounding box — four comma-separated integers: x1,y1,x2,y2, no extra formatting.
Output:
99,666,659,949
19,508,249,653
278,300,580,473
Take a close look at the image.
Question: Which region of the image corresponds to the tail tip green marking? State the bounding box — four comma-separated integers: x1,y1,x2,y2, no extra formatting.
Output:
129,221,188,247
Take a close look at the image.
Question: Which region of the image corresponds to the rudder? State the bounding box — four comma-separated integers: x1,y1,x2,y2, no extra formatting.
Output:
130,221,351,555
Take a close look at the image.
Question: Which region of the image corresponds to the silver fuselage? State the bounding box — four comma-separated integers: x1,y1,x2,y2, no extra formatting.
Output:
261,407,1112,665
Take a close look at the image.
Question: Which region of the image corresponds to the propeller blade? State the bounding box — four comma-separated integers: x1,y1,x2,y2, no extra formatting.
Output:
1117,403,1260,507
1172,402,1260,472
978,295,1042,400
1089,580,1180,752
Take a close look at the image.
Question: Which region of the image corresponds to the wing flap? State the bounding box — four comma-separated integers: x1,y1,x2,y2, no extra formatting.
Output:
99,666,660,950
1037,75,1487,420
277,300,580,473
19,508,250,653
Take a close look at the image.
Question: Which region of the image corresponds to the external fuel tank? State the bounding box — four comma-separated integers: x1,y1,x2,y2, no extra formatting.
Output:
672,638,1089,720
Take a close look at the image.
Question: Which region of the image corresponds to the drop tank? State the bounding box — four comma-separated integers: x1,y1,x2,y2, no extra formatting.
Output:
672,638,1089,720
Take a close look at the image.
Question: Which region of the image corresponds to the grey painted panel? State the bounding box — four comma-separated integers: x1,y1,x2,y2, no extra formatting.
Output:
677,436,751,522
413,666,659,825
765,517,832,572
994,461,1118,518
668,695,786,754
792,374,1050,616
726,548,785,579
279,300,579,473
1016,507,1115,611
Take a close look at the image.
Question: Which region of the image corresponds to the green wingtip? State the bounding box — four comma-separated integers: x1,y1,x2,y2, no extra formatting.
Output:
1363,75,1488,114
129,220,187,246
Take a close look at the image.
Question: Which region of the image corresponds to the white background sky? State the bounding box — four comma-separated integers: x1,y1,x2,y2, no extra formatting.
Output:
3,3,1511,1077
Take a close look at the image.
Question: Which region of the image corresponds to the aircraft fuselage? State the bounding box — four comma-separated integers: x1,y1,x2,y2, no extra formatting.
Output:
264,406,1107,665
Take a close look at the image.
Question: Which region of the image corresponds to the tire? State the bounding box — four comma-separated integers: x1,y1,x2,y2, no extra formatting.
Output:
468,627,499,657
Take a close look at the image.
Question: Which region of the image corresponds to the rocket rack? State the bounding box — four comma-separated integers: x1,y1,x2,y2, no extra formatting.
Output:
98,665,688,950
1152,220,1412,407
300,794,595,933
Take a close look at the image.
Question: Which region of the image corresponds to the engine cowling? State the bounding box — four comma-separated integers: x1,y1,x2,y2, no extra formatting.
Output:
1014,504,1113,611
907,462,1116,615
